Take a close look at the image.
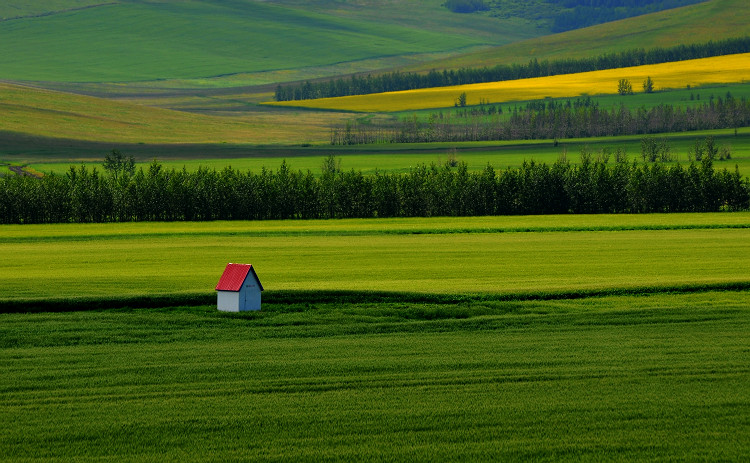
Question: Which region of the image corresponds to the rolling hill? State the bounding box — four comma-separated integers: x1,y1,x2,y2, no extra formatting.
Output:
4,1,737,87
407,0,750,72
0,0,537,84
0,81,346,149
1,0,748,161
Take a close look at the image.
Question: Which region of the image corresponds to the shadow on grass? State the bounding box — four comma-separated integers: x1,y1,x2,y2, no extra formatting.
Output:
2,281,750,313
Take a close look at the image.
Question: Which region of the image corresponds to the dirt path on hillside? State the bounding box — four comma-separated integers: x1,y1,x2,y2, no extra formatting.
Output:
5,164,42,178
8,165,27,176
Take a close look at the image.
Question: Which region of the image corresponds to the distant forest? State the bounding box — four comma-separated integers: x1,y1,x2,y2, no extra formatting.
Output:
448,0,707,32
546,0,707,32
1,156,747,224
330,94,750,144
444,0,490,13
274,37,750,101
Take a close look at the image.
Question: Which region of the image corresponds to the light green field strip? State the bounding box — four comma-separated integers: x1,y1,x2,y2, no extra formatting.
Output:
2,213,749,240
1,292,749,460
2,214,749,299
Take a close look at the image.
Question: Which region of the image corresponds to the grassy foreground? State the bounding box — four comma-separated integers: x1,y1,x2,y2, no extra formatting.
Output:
2,215,749,460
2,292,749,460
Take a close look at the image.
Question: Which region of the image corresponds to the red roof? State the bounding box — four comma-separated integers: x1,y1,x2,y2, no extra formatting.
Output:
215,263,263,292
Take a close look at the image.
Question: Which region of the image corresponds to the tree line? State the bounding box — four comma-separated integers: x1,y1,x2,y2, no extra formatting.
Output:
275,36,750,101
331,94,750,144
1,156,747,224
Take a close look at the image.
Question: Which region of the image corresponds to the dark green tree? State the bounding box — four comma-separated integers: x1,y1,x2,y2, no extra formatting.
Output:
643,76,654,93
617,79,634,96
103,149,135,180
455,92,467,107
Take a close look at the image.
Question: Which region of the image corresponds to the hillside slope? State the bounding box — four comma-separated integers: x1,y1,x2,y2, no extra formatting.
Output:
0,82,344,146
408,0,750,72
0,0,538,83
0,1,103,19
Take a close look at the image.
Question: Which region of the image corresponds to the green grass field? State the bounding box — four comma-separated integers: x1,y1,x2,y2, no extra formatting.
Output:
3,2,750,458
0,81,349,146
2,215,749,460
4,0,742,86
0,1,103,19
2,213,750,302
2,291,749,460
0,0,529,83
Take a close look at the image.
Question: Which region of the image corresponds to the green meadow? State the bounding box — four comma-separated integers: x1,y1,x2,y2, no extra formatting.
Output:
2,214,750,460
2,214,750,302
2,290,749,460
0,0,525,83
3,1,750,460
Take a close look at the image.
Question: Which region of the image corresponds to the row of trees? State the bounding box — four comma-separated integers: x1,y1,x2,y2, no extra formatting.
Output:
1,157,747,224
331,94,750,144
274,36,750,101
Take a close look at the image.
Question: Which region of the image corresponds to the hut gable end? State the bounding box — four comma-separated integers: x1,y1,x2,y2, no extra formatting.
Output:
215,263,263,292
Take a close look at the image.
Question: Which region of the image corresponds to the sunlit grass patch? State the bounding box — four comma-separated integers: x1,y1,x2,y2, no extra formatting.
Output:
2,215,749,302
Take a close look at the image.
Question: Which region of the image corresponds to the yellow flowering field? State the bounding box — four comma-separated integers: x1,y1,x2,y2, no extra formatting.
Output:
268,53,750,112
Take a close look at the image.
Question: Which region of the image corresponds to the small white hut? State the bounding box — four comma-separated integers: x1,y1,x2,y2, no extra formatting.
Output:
215,263,264,311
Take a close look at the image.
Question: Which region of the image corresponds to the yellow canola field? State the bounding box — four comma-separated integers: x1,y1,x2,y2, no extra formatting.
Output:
269,53,750,112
